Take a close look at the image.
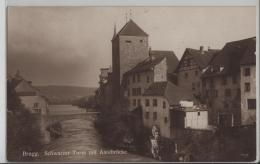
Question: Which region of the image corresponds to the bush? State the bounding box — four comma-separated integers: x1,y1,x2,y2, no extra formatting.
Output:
7,110,43,161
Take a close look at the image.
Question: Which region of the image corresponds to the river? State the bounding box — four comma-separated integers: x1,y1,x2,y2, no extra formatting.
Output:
34,105,156,162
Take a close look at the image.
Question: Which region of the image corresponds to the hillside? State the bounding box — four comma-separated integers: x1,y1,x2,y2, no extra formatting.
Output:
35,85,97,104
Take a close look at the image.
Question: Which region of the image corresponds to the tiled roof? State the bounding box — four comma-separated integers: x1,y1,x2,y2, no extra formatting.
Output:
150,50,179,74
113,19,148,40
143,81,193,105
175,48,219,72
124,50,179,76
202,37,256,77
124,55,165,75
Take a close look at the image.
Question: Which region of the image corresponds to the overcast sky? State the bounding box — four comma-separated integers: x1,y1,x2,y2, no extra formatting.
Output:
7,6,256,87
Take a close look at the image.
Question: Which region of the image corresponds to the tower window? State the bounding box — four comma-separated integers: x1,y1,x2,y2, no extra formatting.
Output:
245,83,250,92
244,68,251,76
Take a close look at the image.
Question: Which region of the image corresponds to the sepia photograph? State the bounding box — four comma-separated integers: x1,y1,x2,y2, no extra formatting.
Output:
5,2,258,163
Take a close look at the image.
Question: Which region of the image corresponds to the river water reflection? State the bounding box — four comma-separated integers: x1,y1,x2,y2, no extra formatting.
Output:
35,105,156,162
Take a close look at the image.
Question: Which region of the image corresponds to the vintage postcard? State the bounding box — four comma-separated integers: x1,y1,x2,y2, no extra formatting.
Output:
5,1,259,163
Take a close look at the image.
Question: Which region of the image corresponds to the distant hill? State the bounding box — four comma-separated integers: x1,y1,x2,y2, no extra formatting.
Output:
35,85,97,105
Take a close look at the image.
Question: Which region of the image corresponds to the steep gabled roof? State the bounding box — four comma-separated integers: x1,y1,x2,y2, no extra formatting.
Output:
175,48,219,72
202,37,256,77
150,50,179,74
113,19,148,40
143,81,193,105
124,55,165,75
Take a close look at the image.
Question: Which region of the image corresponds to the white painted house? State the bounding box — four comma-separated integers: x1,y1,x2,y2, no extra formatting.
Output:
172,101,208,130
11,72,49,115
142,81,193,138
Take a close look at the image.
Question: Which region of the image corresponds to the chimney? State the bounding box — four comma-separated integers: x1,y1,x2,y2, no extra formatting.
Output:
200,46,204,52
200,46,204,54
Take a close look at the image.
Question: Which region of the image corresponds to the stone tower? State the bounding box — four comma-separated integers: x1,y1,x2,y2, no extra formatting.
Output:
112,19,149,100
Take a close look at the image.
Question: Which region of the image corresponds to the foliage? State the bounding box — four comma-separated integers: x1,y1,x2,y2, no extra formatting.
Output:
7,80,43,162
94,97,146,153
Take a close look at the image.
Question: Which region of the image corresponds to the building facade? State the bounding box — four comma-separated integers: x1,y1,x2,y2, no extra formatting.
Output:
11,72,49,115
142,81,193,138
175,47,218,102
240,51,256,125
202,37,256,127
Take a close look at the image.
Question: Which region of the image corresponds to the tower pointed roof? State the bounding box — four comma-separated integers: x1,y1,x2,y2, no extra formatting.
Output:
113,19,148,40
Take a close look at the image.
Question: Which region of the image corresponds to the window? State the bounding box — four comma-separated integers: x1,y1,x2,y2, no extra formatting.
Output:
244,68,251,76
137,99,141,106
140,39,143,43
223,101,229,108
197,82,200,88
145,99,150,107
202,80,206,87
237,88,241,97
137,74,141,82
153,99,158,107
125,40,132,43
205,90,209,97
132,88,142,96
214,90,218,97
133,99,136,106
195,70,198,76
127,79,130,85
164,117,168,123
132,75,136,83
153,112,157,120
145,112,149,119
209,78,214,88
34,103,39,108
198,112,200,116
185,73,188,79
232,75,237,84
138,88,142,95
248,99,256,110
127,89,130,96
221,76,227,85
192,83,195,90
163,101,166,109
146,76,150,83
225,89,231,97
187,59,191,66
132,88,135,96
245,83,250,92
